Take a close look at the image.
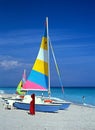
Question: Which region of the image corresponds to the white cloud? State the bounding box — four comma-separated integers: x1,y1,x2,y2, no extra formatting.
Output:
0,55,31,70
0,60,21,69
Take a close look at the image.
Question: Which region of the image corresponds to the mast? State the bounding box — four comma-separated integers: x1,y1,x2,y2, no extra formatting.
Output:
46,17,51,97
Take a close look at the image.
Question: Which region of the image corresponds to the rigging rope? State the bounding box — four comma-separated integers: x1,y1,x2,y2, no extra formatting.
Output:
49,39,64,94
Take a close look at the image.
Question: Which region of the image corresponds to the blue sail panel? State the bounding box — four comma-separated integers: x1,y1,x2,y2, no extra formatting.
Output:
28,70,48,89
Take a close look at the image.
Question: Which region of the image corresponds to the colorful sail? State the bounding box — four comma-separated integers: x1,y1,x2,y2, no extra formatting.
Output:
16,69,27,95
23,19,48,91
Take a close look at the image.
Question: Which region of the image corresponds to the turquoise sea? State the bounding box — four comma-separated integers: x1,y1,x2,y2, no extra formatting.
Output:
0,86,95,107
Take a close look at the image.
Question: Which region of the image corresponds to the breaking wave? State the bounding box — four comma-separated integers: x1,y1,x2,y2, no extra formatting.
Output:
0,90,5,94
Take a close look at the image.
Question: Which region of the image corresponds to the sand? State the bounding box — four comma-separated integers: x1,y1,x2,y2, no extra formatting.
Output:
0,95,95,130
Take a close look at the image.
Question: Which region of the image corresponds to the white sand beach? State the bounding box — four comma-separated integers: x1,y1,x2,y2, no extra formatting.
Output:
0,95,95,130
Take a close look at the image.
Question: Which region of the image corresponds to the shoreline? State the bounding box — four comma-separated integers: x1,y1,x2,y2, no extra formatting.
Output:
0,93,95,108
0,87,95,108
0,94,95,130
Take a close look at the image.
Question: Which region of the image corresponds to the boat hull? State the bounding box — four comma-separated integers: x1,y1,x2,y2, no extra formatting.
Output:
40,96,71,110
60,103,71,110
54,102,71,110
13,102,61,112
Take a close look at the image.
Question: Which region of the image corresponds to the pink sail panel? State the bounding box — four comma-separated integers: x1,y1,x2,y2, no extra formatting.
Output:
23,80,47,91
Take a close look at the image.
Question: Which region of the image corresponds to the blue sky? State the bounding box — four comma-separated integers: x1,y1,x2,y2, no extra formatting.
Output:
0,0,95,87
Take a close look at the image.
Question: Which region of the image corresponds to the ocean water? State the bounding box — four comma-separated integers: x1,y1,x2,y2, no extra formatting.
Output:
0,86,95,107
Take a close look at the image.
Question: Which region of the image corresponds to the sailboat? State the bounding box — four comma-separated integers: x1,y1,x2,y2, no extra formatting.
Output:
16,69,27,98
2,69,27,109
2,69,27,102
13,17,70,112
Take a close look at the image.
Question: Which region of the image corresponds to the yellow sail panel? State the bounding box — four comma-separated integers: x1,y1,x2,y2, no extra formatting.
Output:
16,80,26,95
40,37,48,50
33,59,48,76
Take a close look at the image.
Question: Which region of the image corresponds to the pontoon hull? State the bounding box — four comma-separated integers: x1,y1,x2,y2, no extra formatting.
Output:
41,96,71,110
54,102,71,110
13,102,61,112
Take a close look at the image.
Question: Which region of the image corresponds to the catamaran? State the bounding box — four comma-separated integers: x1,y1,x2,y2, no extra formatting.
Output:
13,17,71,112
2,69,27,102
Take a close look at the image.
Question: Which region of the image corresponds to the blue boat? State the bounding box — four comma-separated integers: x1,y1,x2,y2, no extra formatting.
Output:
13,101,61,112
